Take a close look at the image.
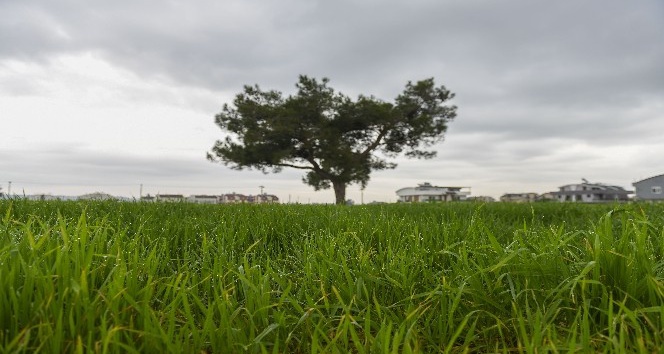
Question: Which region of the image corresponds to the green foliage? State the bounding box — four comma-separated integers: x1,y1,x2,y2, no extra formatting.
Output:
1,200,663,352
209,76,456,204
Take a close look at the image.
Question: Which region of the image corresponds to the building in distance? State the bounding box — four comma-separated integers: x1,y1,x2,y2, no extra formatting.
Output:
632,174,664,201
396,182,471,202
500,193,539,203
138,193,281,204
551,179,632,203
467,196,496,203
187,195,219,204
155,194,185,202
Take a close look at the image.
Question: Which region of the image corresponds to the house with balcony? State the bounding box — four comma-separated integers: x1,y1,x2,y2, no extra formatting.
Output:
396,182,471,202
551,179,632,202
633,174,664,201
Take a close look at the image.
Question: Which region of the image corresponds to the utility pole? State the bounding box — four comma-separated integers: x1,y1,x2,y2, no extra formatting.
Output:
7,181,11,197
140,184,143,199
259,185,265,195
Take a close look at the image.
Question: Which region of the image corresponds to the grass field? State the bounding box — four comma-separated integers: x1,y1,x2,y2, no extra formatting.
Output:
1,200,663,353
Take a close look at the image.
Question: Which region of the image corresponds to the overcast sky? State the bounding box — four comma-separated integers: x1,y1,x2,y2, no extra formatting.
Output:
1,0,663,203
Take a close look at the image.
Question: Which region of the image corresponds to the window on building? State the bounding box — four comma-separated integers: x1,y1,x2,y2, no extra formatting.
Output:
653,186,663,194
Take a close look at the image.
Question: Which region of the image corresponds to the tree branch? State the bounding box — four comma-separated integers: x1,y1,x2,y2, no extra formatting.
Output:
275,163,314,170
292,136,333,179
360,125,390,156
278,159,334,181
305,158,335,179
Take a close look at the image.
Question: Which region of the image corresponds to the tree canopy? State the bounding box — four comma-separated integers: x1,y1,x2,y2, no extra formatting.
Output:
209,76,456,204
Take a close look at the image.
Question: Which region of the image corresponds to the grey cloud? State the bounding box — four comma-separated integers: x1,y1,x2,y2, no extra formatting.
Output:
463,98,664,146
0,3,71,60
3,0,662,97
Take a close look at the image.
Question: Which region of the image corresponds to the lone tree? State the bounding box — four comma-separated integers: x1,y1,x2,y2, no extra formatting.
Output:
209,76,456,204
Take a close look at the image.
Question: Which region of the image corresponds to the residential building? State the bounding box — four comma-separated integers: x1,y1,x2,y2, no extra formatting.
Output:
633,174,664,201
187,195,219,204
538,192,556,201
551,179,632,202
220,193,247,203
156,194,184,202
396,182,471,202
500,193,538,203
254,194,280,203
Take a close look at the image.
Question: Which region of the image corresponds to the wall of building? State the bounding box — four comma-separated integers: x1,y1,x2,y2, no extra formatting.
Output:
634,175,664,200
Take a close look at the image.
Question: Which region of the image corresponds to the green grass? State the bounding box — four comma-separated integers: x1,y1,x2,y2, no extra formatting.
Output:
1,201,663,353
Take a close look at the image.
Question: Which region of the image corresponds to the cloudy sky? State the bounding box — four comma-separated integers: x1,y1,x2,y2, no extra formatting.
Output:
1,0,663,203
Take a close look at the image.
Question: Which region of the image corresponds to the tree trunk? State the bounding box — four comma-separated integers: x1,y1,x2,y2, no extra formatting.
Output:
332,181,347,205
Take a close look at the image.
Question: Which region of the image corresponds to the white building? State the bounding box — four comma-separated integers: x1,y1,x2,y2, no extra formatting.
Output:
396,182,471,202
187,195,219,204
156,194,185,202
253,194,280,204
551,179,632,202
